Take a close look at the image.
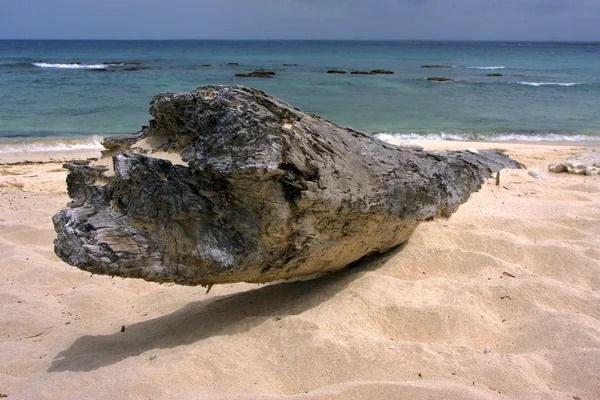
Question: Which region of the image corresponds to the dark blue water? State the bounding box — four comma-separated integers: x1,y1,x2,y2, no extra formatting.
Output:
1,40,599,153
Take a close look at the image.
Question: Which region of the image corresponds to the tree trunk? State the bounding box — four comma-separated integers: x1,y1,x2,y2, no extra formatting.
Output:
53,86,523,285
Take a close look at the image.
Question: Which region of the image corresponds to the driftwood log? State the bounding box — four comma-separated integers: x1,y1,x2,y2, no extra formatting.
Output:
53,85,522,285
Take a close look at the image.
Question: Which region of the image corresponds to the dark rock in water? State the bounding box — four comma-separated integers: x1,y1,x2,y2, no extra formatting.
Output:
351,70,394,75
124,67,139,71
235,70,276,78
70,62,81,65
283,63,301,66
89,68,108,72
421,65,450,68
200,64,212,67
228,62,239,65
327,70,346,74
53,85,523,286
370,69,394,74
487,73,502,77
427,77,454,82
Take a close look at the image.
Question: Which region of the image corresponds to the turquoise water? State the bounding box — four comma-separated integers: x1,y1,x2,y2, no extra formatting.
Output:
1,40,600,152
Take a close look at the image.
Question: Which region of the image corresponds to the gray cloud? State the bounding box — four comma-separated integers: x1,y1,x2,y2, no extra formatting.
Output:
0,0,598,40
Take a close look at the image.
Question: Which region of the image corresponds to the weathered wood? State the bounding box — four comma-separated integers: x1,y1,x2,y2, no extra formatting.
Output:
53,85,523,286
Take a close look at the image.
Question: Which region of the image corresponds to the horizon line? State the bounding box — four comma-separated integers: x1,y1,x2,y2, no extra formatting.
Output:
1,38,600,43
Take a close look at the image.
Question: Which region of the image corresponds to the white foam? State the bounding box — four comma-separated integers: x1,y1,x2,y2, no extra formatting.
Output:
375,132,468,142
374,132,600,143
467,66,505,70
0,136,104,154
395,140,424,151
33,62,108,70
517,82,579,87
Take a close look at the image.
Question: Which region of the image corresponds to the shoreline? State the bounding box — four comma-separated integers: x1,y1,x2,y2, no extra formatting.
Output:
1,137,599,165
0,149,102,165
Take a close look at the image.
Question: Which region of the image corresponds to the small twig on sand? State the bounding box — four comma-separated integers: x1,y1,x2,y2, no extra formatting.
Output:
496,171,500,186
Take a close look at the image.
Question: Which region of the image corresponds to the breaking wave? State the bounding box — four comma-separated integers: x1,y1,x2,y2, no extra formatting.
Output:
374,132,600,143
0,136,104,154
467,66,505,70
33,62,107,69
516,82,579,87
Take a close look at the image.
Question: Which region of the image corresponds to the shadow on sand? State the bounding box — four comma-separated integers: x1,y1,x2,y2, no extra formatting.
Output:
48,247,401,372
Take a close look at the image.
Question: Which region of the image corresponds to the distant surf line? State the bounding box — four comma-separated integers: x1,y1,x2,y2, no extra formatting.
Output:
33,62,108,69
374,132,600,142
516,81,579,87
466,66,505,70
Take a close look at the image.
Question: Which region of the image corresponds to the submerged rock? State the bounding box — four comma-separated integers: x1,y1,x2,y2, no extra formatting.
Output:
327,70,346,74
421,65,450,68
427,77,454,82
370,69,394,74
53,85,523,286
346,70,394,76
235,70,276,78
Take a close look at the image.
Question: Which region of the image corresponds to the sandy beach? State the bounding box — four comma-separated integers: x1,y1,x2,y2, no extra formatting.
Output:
1,141,599,399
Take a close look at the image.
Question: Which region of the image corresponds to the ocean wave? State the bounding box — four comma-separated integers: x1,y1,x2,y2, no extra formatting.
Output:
32,62,108,70
374,132,600,143
375,132,468,142
0,136,104,154
517,82,579,87
467,66,505,70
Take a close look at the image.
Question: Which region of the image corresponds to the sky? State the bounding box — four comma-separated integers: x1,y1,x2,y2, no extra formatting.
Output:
1,0,599,41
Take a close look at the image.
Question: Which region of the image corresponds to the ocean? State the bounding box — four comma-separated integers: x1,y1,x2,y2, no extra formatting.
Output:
1,40,599,154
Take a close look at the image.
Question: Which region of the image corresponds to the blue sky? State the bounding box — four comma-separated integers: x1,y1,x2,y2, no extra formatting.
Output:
2,0,599,40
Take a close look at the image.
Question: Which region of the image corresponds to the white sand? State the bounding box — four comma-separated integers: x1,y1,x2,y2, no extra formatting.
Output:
1,142,599,399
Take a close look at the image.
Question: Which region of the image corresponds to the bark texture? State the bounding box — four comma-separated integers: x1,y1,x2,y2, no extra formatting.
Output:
53,85,523,285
